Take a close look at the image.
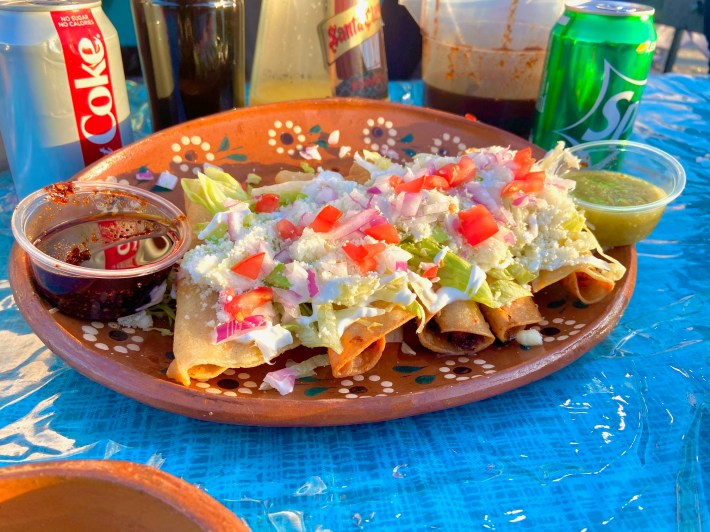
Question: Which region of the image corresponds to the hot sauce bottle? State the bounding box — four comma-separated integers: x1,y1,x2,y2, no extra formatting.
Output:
319,0,389,100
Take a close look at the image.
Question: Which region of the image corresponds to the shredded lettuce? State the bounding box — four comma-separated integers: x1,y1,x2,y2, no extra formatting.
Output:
488,279,532,307
505,262,536,285
259,354,331,394
403,238,528,308
300,162,316,173
197,218,228,241
368,274,416,308
562,211,587,233
335,276,379,307
402,238,471,292
488,263,536,286
469,281,496,308
181,167,248,215
362,149,393,170
431,225,449,244
249,180,308,197
298,304,342,352
280,191,308,206
264,263,291,290
246,173,262,185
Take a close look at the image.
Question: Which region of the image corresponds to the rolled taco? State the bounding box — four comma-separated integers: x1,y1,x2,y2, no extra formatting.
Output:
532,264,616,304
479,296,542,343
531,265,577,294
418,300,495,355
167,278,266,386
560,266,616,305
328,306,415,378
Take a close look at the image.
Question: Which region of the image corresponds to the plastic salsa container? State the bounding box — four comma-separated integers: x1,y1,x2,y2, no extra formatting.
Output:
561,140,686,248
11,181,191,320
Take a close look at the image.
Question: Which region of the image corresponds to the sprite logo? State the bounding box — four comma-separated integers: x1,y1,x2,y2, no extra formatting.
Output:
554,60,647,145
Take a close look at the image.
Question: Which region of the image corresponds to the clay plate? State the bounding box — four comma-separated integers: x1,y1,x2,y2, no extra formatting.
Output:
8,98,636,426
0,460,249,531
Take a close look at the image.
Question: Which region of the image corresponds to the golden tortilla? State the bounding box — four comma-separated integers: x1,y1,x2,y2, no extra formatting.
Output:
328,306,415,378
479,296,542,343
418,300,495,355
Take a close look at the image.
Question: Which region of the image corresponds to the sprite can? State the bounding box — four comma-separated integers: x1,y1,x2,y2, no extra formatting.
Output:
531,1,657,150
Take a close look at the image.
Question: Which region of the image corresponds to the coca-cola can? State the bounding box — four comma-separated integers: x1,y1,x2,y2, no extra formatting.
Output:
0,0,133,198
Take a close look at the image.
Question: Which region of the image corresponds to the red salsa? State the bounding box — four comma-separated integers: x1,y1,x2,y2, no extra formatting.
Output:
31,213,179,320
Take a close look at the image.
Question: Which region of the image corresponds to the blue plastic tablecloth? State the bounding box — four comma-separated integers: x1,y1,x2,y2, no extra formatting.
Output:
0,77,708,531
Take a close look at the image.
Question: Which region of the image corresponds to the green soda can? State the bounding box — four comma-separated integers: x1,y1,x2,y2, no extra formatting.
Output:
531,1,657,150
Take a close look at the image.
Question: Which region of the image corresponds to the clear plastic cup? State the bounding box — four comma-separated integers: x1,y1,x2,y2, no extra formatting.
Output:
561,140,686,248
11,181,191,320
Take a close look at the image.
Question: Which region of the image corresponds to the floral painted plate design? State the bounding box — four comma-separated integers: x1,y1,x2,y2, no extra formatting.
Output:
9,98,636,426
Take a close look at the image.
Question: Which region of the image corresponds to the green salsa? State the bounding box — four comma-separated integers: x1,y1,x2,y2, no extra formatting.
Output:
567,170,669,248
569,170,666,206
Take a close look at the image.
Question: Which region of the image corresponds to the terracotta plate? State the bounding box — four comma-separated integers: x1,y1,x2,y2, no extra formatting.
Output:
0,460,249,531
8,98,636,426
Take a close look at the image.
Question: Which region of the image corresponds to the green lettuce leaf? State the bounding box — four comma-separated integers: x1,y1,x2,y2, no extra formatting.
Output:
402,238,471,292
362,149,393,170
297,304,342,353
403,238,530,308
181,167,248,215
264,263,291,289
488,279,533,307
335,276,379,307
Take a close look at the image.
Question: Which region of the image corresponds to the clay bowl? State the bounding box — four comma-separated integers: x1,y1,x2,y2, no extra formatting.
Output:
0,460,249,532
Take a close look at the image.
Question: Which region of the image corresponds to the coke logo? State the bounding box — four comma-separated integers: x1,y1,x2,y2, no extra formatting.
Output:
51,10,124,165
75,37,118,148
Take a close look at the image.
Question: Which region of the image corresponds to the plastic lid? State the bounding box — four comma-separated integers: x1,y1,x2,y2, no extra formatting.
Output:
565,1,655,16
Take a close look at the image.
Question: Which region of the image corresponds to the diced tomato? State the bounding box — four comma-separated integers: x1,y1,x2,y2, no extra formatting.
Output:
230,252,265,279
395,176,425,194
435,156,476,188
254,193,280,213
422,264,439,279
363,223,400,244
223,286,273,320
523,171,546,185
501,171,545,197
392,172,459,194
309,205,343,233
342,242,386,274
276,219,299,240
512,147,535,178
458,205,498,246
453,156,477,185
500,181,526,197
342,242,368,262
464,113,477,122
423,174,450,190
436,163,456,181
